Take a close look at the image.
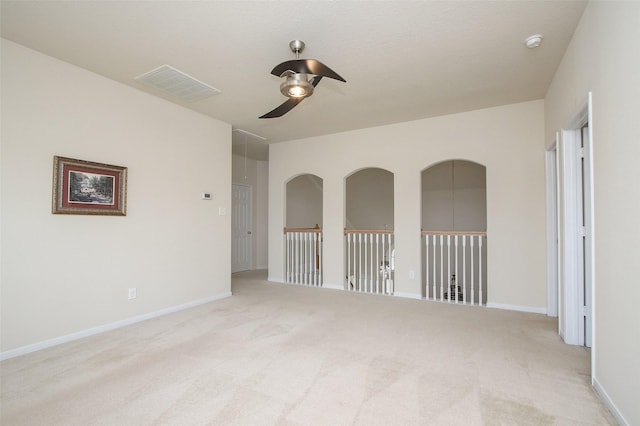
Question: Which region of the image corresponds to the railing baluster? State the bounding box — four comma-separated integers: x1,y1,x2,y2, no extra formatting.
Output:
447,235,451,302
308,232,313,285
312,232,317,285
454,235,459,303
375,233,380,294
285,232,290,283
479,236,483,305
358,233,362,292
432,235,437,300
462,235,467,304
364,233,369,293
306,232,311,285
347,232,352,290
318,232,322,285
353,232,357,291
424,234,429,299
389,233,394,294
471,236,475,305
439,235,444,302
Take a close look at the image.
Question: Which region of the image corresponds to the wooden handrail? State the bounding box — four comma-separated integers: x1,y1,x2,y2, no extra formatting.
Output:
344,229,394,235
421,230,487,236
284,227,323,234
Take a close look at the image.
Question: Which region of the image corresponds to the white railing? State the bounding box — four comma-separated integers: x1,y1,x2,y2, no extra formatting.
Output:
284,228,322,286
422,231,487,306
345,230,394,295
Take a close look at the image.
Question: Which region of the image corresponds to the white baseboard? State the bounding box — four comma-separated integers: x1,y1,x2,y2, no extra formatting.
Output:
267,276,285,283
486,302,547,315
0,292,232,362
593,377,629,426
394,292,423,300
322,283,344,290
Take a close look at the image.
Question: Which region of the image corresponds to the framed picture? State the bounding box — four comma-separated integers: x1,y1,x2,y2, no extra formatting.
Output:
52,156,127,215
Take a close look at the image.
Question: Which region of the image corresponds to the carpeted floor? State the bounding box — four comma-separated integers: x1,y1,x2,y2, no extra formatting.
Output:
1,270,615,425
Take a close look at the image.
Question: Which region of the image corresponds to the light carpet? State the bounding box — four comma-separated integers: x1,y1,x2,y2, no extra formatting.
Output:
1,270,615,425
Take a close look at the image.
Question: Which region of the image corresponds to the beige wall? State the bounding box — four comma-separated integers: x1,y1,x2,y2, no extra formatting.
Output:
422,160,486,232
545,2,640,424
269,100,546,309
286,174,323,228
346,168,394,230
1,40,232,354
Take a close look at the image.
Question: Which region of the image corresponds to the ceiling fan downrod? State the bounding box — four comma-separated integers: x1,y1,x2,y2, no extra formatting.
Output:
289,40,305,59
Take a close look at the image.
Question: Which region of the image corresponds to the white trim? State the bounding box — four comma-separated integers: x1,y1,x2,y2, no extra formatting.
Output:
545,142,559,317
322,283,344,290
267,276,285,283
593,377,629,426
0,292,232,361
585,92,596,375
394,292,422,300
486,302,547,315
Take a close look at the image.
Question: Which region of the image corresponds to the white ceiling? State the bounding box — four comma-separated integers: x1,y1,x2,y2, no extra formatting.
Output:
1,1,587,160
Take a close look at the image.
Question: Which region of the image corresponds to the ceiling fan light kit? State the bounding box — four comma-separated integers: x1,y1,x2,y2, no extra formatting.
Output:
260,40,346,119
280,73,314,98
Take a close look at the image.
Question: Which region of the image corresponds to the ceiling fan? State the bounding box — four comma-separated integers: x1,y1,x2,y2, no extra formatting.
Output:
259,40,346,119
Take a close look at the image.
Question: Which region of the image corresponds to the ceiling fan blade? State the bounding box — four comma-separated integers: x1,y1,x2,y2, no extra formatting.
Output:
271,59,346,82
310,75,323,86
259,97,304,119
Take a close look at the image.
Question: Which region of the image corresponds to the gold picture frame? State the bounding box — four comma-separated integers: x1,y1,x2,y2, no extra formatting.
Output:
52,156,127,216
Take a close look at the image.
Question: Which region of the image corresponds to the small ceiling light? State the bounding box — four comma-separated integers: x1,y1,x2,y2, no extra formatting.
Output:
280,73,314,98
524,34,543,49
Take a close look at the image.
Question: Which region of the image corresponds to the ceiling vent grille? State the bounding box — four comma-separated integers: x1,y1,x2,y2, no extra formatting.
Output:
135,65,221,102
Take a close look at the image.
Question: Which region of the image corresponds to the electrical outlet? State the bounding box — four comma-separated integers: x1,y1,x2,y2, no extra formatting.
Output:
409,270,415,279
128,287,137,300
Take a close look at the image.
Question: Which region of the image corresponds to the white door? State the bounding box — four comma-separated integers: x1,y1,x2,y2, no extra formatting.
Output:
560,119,593,348
232,184,252,273
581,123,593,348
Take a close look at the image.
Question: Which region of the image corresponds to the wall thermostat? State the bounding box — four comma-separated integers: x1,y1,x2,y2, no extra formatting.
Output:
201,192,212,200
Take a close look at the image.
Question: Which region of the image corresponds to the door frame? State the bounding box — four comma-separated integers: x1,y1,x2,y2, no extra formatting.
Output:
545,139,559,318
555,92,595,360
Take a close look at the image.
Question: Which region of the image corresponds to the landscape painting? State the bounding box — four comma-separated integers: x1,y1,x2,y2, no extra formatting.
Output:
68,171,115,205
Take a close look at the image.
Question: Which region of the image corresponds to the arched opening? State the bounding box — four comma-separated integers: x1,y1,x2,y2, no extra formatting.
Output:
421,160,487,304
344,168,394,294
284,174,323,285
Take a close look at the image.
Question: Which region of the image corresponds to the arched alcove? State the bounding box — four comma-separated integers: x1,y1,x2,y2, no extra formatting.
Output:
421,160,487,305
344,167,395,294
283,174,323,286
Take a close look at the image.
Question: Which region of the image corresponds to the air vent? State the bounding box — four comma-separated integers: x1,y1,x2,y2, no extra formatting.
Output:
135,65,221,102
